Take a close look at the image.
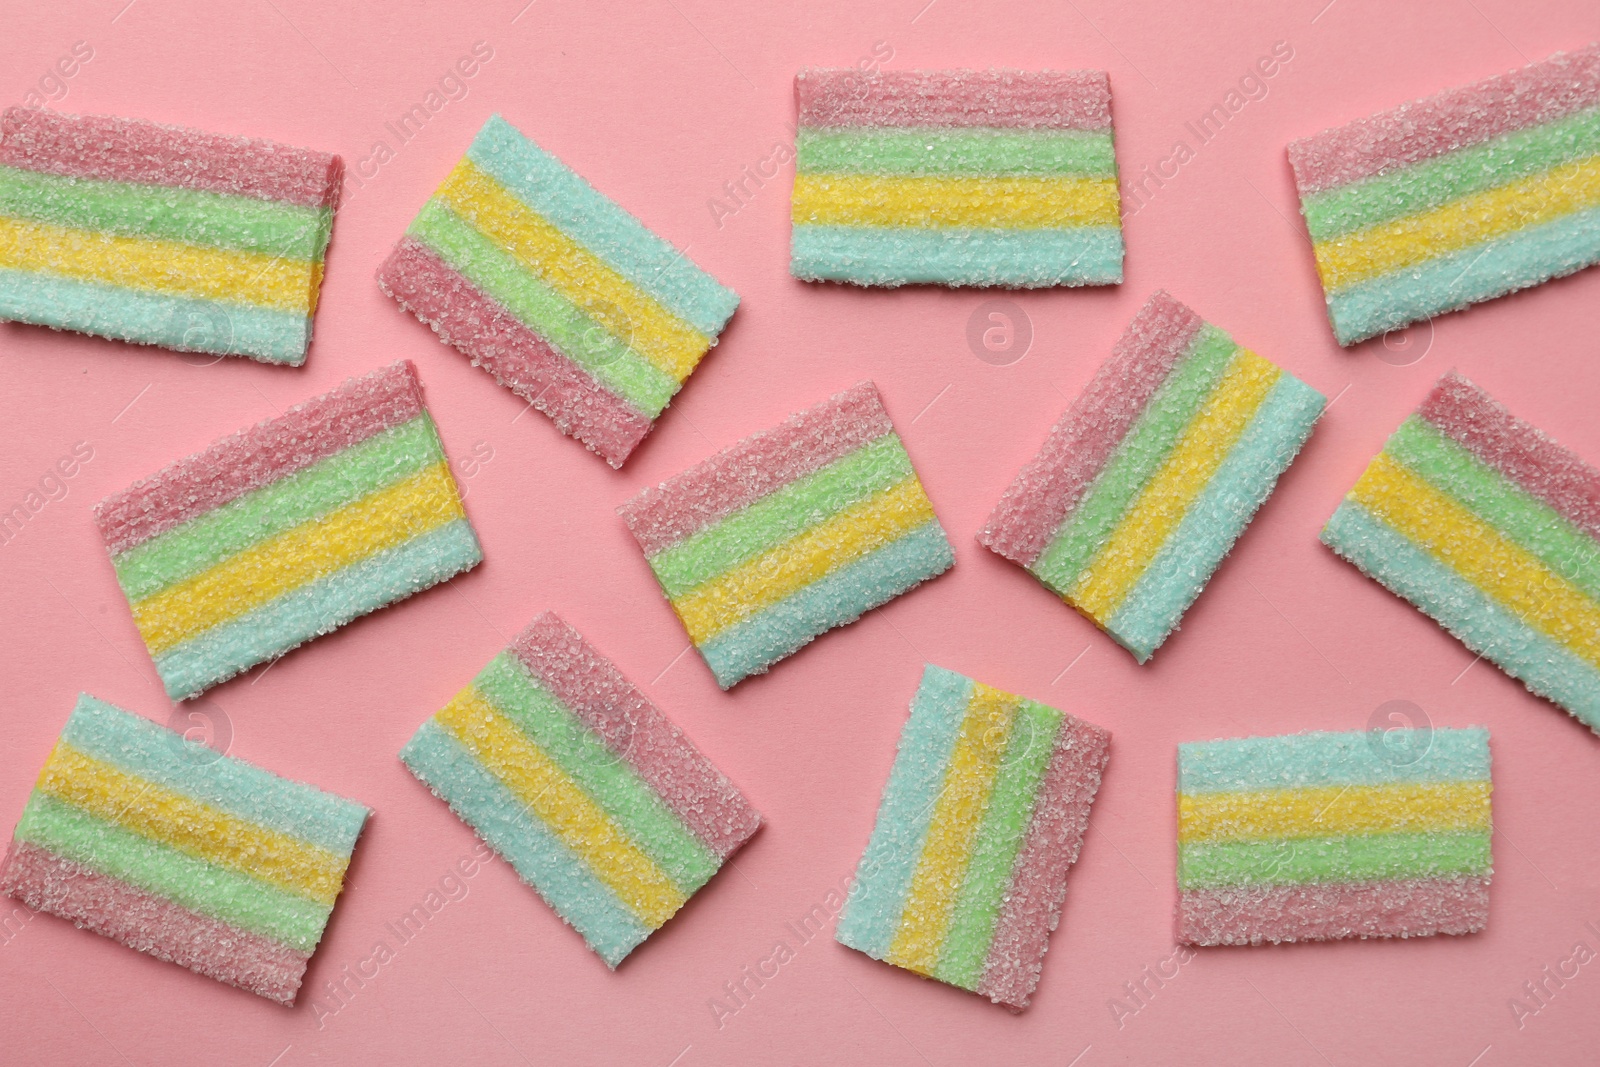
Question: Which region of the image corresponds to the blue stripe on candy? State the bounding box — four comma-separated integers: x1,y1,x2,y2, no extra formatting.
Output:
835,665,974,960
399,720,650,967
1108,374,1326,661
1178,725,1491,795
1325,205,1600,345
0,267,312,364
790,224,1124,287
153,519,483,701
1322,498,1600,732
695,520,955,689
60,693,368,854
467,115,739,338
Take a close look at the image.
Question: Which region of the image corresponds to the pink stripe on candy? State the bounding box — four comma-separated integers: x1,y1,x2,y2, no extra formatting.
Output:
0,841,311,1004
795,68,1112,129
978,291,1204,568
976,713,1110,1011
1176,877,1490,946
378,237,653,469
1418,370,1600,543
509,613,761,859
1288,44,1600,196
0,107,343,209
619,381,895,557
93,361,426,556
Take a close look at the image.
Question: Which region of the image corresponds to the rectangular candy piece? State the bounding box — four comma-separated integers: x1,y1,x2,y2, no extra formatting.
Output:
399,612,761,966
377,115,740,468
1288,44,1600,345
0,108,342,364
0,693,368,1003
790,68,1123,287
1176,727,1492,946
94,360,483,700
618,381,955,688
1322,371,1600,732
836,665,1109,1009
979,292,1326,662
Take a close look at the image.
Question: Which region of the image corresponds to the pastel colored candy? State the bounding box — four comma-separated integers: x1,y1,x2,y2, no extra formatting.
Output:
400,612,761,966
836,665,1110,1009
377,115,739,468
979,291,1326,661
0,108,341,364
1322,371,1600,732
1289,44,1600,345
1176,727,1492,946
619,381,955,688
790,68,1123,287
94,360,483,700
0,694,368,1003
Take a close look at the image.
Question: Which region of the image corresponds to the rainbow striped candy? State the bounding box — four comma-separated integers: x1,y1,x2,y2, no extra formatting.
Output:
400,612,761,966
0,694,368,1003
95,360,482,701
980,292,1326,662
791,68,1123,287
1290,44,1600,345
1323,372,1600,731
836,666,1109,1009
378,115,739,468
619,381,954,689
0,108,341,364
1176,727,1492,946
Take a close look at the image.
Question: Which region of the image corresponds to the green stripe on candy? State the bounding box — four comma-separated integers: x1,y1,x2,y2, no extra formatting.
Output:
471,653,719,894
409,198,677,415
14,793,330,951
1031,325,1238,595
1303,107,1600,242
796,127,1117,178
1177,829,1492,889
648,434,913,599
935,699,1062,990
0,164,332,260
113,416,443,603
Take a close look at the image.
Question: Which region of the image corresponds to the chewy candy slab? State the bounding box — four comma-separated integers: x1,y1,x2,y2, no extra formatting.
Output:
1176,728,1491,946
378,115,739,467
1323,371,1600,731
0,108,340,364
791,68,1123,287
0,694,368,1003
619,381,954,688
1289,44,1600,345
836,666,1109,1009
95,360,482,700
979,292,1325,662
400,612,761,966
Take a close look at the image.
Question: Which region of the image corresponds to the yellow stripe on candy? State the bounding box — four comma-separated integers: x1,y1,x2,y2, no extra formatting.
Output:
1071,348,1280,622
791,173,1122,230
886,684,1018,975
0,213,323,315
1314,154,1600,291
434,687,686,927
670,477,937,645
1178,780,1491,843
434,160,710,382
1351,452,1600,670
38,743,348,905
132,463,465,654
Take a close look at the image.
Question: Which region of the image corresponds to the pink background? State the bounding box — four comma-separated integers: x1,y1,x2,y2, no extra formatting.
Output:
3,0,1599,1063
